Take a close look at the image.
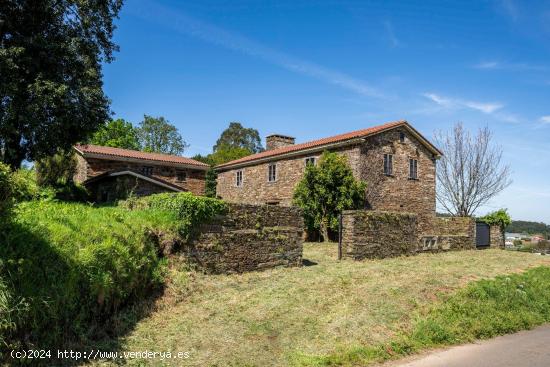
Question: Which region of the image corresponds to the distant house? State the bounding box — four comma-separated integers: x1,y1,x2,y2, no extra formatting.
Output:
215,120,442,233
73,145,208,202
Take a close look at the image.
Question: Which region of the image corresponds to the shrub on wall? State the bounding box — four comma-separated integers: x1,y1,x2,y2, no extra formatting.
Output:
479,209,512,231
119,192,227,241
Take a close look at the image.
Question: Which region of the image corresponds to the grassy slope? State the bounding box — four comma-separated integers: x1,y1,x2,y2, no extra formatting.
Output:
89,243,550,367
1,201,180,352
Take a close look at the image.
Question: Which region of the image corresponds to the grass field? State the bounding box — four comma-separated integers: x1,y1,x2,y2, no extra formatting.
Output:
88,243,550,367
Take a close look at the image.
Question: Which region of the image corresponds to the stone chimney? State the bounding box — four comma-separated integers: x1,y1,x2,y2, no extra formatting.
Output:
266,134,296,151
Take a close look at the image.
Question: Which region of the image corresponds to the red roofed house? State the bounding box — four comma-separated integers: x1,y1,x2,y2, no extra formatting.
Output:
73,145,208,202
215,120,442,234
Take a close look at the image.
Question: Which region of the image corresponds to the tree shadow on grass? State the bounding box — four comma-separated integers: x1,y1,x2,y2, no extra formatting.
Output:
0,220,163,366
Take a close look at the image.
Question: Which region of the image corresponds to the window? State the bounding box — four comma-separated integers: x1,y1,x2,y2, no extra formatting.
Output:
176,170,187,182
268,163,277,182
141,166,153,176
409,159,418,179
399,132,405,143
305,157,316,166
383,154,393,176
236,170,243,187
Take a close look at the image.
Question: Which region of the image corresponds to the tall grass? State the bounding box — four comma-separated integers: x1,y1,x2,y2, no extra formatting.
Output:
0,201,180,358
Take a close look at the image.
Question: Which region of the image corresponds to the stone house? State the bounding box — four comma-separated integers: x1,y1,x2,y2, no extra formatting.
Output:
73,144,208,202
215,120,442,233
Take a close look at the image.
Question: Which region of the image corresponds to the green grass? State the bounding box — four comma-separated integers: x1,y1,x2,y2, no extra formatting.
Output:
1,200,181,355
87,243,550,367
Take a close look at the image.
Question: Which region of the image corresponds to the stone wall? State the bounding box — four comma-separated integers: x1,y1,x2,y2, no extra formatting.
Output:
420,216,476,251
341,210,476,260
341,210,418,260
184,204,304,273
74,154,206,196
490,225,504,248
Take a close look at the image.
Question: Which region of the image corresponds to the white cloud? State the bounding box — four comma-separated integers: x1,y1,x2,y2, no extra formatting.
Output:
540,116,550,124
383,20,401,48
473,60,547,72
422,93,503,114
131,1,383,98
474,61,500,69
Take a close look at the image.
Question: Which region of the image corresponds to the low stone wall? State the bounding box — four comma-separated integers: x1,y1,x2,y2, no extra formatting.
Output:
341,210,418,260
420,217,476,251
490,225,504,248
184,204,304,273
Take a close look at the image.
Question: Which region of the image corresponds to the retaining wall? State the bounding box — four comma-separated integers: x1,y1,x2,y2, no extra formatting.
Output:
420,217,476,251
184,204,304,273
341,210,418,260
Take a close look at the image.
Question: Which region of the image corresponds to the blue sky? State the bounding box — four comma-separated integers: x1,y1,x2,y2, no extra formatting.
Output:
103,0,550,223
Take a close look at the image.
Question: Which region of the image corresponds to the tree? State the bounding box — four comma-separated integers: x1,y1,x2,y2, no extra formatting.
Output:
90,119,140,150
213,122,263,153
434,123,512,216
137,115,188,155
35,151,77,187
0,0,123,169
293,151,366,241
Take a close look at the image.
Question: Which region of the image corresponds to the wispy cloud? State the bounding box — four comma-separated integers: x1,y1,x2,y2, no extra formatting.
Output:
131,1,383,98
498,0,520,22
383,20,400,48
473,60,547,72
422,93,503,114
539,116,550,124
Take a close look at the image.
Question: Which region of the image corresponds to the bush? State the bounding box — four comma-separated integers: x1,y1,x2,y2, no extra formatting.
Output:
10,168,40,202
119,192,227,241
35,151,77,187
0,163,14,219
0,201,179,354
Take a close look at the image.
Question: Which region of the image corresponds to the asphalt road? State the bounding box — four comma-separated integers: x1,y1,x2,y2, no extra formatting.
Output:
389,324,550,367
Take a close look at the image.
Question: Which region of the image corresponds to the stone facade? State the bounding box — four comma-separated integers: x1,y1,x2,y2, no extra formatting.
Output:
74,154,206,197
341,210,418,260
217,126,438,230
185,204,304,273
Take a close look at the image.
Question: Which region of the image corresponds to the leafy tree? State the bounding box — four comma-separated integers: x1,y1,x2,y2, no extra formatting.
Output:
35,151,77,187
213,122,263,153
0,0,123,169
204,167,218,198
434,123,511,216
137,115,188,155
90,119,140,150
293,151,366,241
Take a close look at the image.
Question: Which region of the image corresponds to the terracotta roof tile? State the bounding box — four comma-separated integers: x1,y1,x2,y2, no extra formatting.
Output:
74,144,209,169
216,120,430,169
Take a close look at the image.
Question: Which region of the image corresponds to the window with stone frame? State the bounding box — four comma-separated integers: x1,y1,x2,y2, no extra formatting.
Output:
383,154,393,176
268,163,277,182
409,158,418,179
176,170,187,182
236,170,243,187
141,166,153,176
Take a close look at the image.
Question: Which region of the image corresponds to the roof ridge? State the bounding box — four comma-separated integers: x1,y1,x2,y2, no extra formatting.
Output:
74,144,209,168
216,120,409,169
